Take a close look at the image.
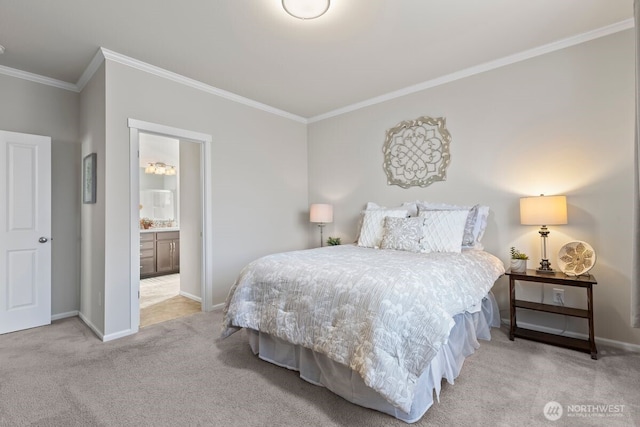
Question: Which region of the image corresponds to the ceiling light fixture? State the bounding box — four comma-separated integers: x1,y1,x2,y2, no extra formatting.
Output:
282,0,330,20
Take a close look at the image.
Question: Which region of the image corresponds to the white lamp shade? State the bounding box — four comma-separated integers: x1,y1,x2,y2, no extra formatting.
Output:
282,0,330,19
520,195,568,225
310,203,333,224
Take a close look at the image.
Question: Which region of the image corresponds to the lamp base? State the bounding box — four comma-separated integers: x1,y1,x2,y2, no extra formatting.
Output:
318,223,326,247
536,258,554,274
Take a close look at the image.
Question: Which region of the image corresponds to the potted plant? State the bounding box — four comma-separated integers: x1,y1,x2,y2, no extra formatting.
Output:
510,247,529,273
326,237,341,246
140,217,154,229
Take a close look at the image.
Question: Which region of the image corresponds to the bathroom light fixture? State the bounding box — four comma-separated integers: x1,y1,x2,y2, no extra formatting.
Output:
144,162,177,176
282,0,330,19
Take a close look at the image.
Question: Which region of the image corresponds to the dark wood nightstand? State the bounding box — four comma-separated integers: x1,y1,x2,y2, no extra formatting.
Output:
507,269,598,359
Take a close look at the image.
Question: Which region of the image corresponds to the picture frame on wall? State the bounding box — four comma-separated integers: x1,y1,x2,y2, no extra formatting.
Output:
83,153,97,204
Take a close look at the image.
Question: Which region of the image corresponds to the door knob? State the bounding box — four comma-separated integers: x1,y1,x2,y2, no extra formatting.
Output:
39,237,48,243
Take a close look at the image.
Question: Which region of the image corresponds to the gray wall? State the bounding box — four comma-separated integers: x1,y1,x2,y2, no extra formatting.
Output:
0,73,80,318
308,30,640,346
100,60,308,335
79,63,107,332
179,140,202,299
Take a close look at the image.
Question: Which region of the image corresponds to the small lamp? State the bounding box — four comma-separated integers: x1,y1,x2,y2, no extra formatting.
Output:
310,203,333,247
520,194,568,274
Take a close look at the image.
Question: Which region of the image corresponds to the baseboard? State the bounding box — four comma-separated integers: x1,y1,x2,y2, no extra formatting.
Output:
78,311,104,340
51,310,79,321
210,302,224,311
179,291,202,303
500,318,640,353
102,328,137,342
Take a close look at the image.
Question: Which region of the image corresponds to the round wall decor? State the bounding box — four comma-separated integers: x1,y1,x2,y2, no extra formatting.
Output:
382,116,451,189
557,241,596,276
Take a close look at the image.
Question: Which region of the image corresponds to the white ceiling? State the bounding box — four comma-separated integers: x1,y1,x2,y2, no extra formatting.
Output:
0,0,634,119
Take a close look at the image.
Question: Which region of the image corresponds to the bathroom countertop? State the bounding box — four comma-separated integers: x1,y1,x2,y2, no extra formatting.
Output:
140,227,180,233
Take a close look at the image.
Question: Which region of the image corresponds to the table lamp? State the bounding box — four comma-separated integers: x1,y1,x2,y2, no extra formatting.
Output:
310,203,333,247
520,194,567,273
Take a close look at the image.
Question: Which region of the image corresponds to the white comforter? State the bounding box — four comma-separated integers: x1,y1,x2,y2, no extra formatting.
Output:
222,245,504,413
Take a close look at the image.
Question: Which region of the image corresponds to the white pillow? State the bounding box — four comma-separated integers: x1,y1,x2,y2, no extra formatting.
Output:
418,209,469,253
416,202,489,249
471,205,490,248
357,209,408,248
366,201,418,217
380,216,425,252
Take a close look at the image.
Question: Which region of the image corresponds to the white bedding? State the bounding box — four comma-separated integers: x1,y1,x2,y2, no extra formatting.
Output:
222,244,504,413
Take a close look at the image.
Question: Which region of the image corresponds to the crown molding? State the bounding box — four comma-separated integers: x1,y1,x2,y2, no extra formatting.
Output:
0,18,633,123
75,48,107,91
308,18,634,123
0,64,78,92
99,48,307,124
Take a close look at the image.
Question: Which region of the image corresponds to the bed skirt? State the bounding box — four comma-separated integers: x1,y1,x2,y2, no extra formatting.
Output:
246,292,500,423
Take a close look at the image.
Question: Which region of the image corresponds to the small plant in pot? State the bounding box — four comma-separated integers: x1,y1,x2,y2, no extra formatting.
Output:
326,237,341,246
140,217,154,229
510,247,529,273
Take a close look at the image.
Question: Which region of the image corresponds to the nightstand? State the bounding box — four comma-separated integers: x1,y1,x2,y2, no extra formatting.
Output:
507,269,598,359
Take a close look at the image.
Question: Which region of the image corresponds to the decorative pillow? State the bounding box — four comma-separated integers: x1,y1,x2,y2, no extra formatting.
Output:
357,209,408,248
366,201,418,216
416,202,490,249
355,202,412,243
418,209,469,253
471,205,490,249
380,216,425,252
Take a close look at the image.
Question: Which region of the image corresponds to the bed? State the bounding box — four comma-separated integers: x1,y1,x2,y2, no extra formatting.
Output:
221,202,505,422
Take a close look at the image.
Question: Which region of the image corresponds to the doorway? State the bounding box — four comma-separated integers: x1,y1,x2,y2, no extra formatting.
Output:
138,133,201,327
128,119,213,333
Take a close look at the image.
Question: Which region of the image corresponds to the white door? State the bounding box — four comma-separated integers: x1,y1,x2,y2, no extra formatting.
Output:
0,130,51,334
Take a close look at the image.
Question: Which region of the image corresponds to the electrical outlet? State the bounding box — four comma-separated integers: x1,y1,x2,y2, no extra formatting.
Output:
552,288,564,305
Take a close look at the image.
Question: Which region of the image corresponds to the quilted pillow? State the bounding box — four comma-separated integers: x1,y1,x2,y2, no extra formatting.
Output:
417,202,489,249
380,216,425,252
418,209,469,253
357,209,408,248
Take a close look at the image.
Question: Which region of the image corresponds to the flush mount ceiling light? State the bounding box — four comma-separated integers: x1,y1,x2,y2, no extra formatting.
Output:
282,0,330,19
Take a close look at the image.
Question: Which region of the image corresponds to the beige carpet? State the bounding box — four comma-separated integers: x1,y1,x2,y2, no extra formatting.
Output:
140,274,201,328
0,310,638,426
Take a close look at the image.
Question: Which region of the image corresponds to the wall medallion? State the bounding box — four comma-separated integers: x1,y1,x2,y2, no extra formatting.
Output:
383,116,451,188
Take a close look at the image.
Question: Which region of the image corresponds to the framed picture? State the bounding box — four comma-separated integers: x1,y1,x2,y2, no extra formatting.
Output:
83,153,97,204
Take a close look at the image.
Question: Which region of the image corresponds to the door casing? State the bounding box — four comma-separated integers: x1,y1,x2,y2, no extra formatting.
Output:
128,119,213,334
